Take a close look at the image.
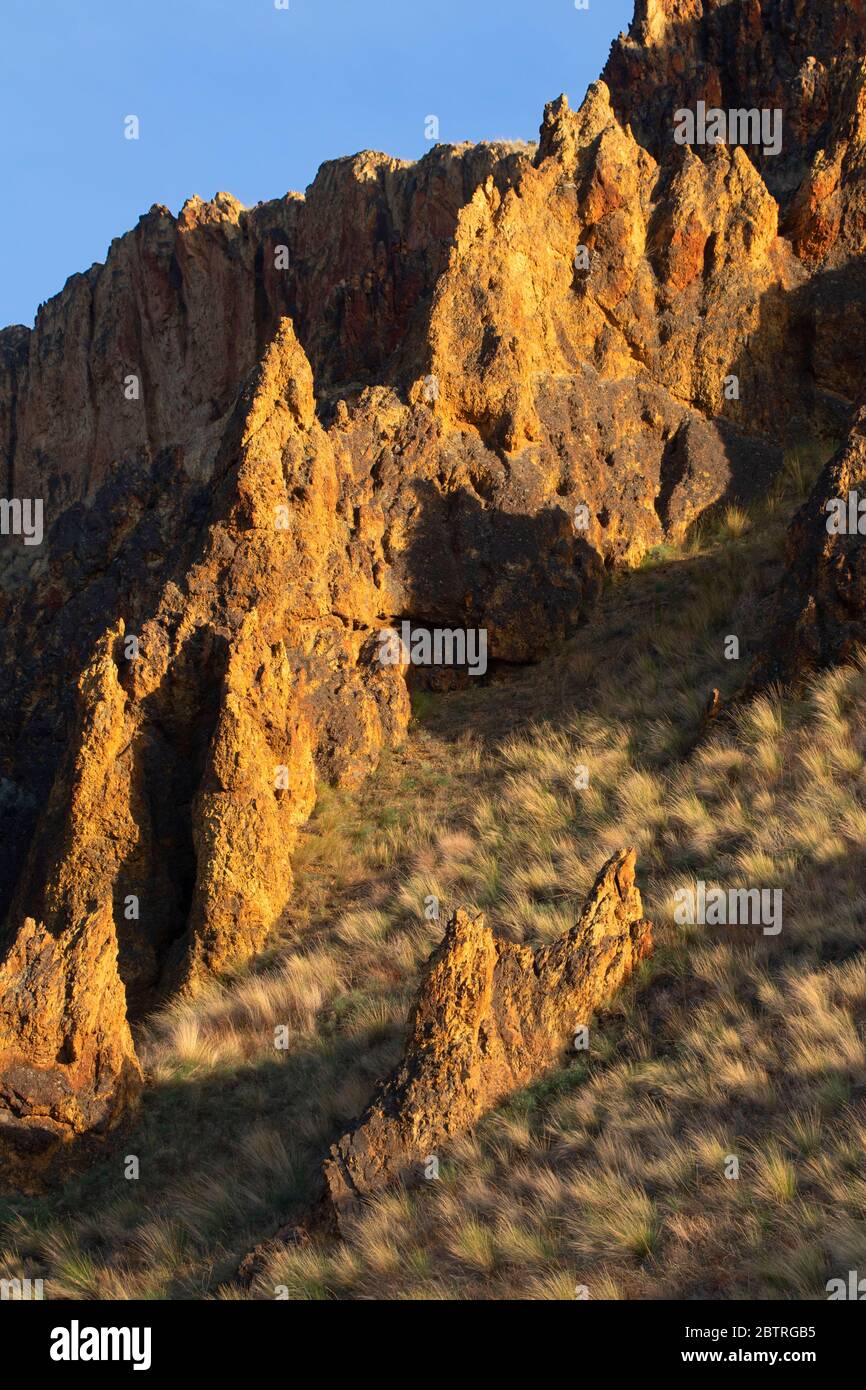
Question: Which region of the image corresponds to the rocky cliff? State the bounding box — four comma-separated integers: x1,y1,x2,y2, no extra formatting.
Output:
3,0,866,1182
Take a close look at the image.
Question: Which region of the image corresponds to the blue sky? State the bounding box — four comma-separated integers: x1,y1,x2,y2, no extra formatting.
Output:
0,0,635,328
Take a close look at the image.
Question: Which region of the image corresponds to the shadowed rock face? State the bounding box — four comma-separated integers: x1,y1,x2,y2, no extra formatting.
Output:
2,1,866,1178
751,393,866,686
322,850,652,1231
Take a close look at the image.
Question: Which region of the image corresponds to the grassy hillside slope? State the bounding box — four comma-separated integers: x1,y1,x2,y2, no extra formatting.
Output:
4,445,865,1301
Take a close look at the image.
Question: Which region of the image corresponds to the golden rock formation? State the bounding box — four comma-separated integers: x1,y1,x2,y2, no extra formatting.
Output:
322,850,652,1230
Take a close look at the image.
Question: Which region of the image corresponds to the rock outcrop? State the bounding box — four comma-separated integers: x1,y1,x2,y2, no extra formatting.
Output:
0,318,415,1179
322,850,652,1229
5,1,866,1176
605,0,866,259
0,632,142,1188
751,391,866,685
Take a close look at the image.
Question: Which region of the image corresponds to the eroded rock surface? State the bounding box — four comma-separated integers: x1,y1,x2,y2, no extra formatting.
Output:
322,849,652,1229
0,634,142,1186
752,392,866,685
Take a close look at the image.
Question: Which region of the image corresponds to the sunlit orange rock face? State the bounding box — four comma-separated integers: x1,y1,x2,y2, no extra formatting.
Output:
2,0,866,1180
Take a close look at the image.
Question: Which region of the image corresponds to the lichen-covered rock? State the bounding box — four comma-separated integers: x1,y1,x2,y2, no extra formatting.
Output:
322,849,652,1229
